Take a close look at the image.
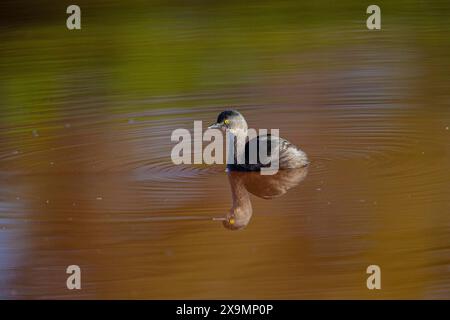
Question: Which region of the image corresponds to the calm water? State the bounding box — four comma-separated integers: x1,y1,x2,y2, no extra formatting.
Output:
0,1,449,299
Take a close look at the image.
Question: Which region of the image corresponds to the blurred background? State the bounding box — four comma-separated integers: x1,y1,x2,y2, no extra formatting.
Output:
0,0,449,299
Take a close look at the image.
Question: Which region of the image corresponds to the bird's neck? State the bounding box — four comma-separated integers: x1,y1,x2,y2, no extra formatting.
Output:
227,129,248,161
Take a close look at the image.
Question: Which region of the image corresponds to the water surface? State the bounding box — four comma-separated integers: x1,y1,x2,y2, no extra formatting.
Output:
0,1,449,299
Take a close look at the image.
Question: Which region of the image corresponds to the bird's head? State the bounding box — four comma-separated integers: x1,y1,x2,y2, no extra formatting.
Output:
208,110,248,135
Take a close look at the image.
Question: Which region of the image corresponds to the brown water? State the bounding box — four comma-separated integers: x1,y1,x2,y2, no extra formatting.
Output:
0,1,450,299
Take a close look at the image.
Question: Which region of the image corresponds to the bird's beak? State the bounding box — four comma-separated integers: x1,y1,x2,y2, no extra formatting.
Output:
208,123,222,129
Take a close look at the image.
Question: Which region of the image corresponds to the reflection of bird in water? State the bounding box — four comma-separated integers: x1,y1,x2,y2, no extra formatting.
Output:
208,110,309,171
221,167,308,230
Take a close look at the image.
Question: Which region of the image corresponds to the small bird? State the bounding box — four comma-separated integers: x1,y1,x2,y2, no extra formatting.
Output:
208,110,309,171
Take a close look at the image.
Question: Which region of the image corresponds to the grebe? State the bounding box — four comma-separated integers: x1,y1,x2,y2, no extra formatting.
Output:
208,110,309,171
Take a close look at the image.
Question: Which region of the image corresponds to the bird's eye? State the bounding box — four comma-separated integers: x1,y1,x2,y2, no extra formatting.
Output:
224,119,230,125
228,217,235,225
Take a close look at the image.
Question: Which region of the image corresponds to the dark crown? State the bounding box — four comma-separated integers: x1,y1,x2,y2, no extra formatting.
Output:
217,110,242,123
